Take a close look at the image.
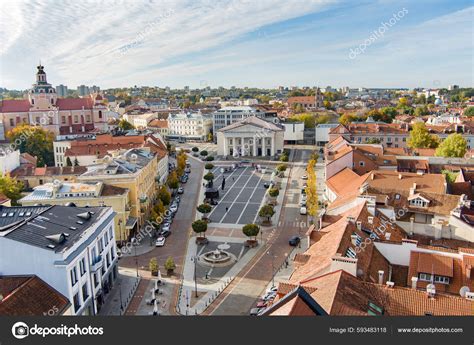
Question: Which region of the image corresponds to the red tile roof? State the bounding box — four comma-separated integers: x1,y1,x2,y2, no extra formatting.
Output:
56,97,93,110
0,99,30,112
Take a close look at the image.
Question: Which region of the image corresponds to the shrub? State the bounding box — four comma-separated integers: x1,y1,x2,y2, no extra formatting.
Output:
164,257,176,272
206,156,214,161
205,163,214,170
197,203,212,214
242,223,260,240
200,150,208,156
192,147,199,152
203,172,215,181
192,220,208,237
149,257,158,274
259,205,275,222
268,188,279,198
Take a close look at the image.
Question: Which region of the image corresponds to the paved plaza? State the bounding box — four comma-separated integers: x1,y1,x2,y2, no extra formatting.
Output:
207,166,271,225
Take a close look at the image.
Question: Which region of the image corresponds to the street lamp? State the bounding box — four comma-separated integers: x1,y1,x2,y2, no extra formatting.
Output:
118,281,123,315
267,250,275,288
193,256,198,298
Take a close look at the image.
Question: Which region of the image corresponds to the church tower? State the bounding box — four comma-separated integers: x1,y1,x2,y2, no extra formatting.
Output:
28,63,57,110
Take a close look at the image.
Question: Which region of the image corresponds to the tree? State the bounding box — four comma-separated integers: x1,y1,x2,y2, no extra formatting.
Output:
158,185,171,206
206,156,214,161
149,257,159,275
207,132,213,142
118,119,134,130
200,150,208,157
407,122,439,149
192,220,207,238
205,163,214,170
268,188,279,198
366,138,381,144
464,107,474,117
0,175,23,205
397,97,409,107
66,157,73,167
167,171,179,190
176,151,187,177
414,105,429,117
276,164,287,172
323,100,333,110
305,159,318,219
197,203,212,214
203,172,214,182
242,224,260,241
164,256,176,274
442,170,459,184
151,199,165,223
310,151,319,161
73,157,79,166
435,134,467,158
289,113,315,128
338,113,356,126
6,124,55,166
259,205,275,223
192,147,199,153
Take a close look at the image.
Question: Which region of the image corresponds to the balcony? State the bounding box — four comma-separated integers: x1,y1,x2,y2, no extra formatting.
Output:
90,255,103,272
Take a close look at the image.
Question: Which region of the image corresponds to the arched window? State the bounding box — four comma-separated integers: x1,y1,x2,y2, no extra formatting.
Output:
98,111,102,119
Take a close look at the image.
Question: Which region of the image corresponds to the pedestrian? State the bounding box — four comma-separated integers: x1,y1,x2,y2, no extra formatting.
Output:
225,207,229,212
232,177,235,181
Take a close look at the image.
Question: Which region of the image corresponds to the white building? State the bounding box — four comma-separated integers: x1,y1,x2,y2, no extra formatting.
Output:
0,205,117,315
122,112,157,129
283,122,304,144
216,116,284,157
315,123,339,147
0,145,20,174
168,112,212,141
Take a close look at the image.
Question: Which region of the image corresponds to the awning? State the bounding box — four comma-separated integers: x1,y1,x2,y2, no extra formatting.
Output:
125,217,138,229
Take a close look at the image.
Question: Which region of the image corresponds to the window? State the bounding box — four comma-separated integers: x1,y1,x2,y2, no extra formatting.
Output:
9,119,14,126
419,273,432,282
367,301,384,316
74,115,79,123
359,161,365,167
62,116,66,124
79,258,86,276
109,227,114,241
93,273,99,288
70,267,78,286
82,283,89,301
73,293,81,313
111,247,115,260
434,276,450,284
345,247,357,258
103,233,108,246
98,238,104,253
98,111,103,119
31,98,35,105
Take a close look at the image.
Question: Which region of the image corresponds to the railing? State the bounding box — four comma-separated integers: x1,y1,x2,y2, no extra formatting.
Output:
90,255,103,272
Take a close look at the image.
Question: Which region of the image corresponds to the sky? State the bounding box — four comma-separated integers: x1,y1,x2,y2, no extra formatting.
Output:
0,0,472,90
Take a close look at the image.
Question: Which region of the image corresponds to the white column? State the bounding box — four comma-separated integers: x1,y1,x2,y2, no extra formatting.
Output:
223,137,228,156
241,137,246,156
253,138,257,156
232,137,237,156
270,136,275,156
262,137,266,157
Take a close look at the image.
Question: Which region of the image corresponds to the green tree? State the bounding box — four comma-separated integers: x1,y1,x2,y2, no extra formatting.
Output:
414,105,429,117
118,119,134,130
207,132,213,142
338,113,356,126
289,113,315,128
192,147,199,153
442,170,459,184
6,124,55,166
158,185,171,206
407,122,439,149
192,220,208,238
203,172,214,182
0,175,23,205
197,203,212,215
366,138,381,144
435,134,467,158
66,157,73,167
164,256,176,274
205,163,214,170
268,188,279,198
464,107,474,117
259,205,275,223
205,156,214,161
242,223,260,241
149,257,159,275
200,150,208,157
276,164,287,172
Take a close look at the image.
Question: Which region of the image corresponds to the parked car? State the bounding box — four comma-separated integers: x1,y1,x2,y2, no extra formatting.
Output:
263,182,270,189
181,176,188,183
210,199,218,206
250,307,263,316
159,229,171,238
301,174,308,180
161,223,171,232
300,206,307,215
301,194,307,202
299,200,306,207
178,187,184,194
266,286,278,294
185,167,191,173
256,300,267,308
301,188,306,195
155,237,166,247
289,236,301,246
169,205,178,213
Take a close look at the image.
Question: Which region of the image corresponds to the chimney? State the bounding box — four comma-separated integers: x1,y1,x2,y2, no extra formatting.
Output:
384,232,391,241
378,270,384,285
346,216,355,223
370,173,374,180
386,281,395,288
368,216,374,224
356,221,362,230
411,276,418,290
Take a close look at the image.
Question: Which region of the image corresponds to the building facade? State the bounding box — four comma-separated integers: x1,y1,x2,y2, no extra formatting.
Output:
0,65,109,140
167,112,212,140
0,205,117,315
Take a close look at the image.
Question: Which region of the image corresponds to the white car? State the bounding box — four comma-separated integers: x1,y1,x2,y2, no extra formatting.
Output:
300,206,307,215
301,174,308,180
299,200,306,207
155,237,166,247
169,205,178,213
301,194,307,202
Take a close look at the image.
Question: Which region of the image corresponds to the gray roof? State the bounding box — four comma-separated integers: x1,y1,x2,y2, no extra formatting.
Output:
0,205,112,253
218,116,283,132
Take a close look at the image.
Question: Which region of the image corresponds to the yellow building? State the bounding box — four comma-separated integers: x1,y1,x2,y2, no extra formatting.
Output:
77,148,160,234
19,181,132,243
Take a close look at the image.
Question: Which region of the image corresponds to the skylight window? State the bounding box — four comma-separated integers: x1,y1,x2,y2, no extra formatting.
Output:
345,247,357,258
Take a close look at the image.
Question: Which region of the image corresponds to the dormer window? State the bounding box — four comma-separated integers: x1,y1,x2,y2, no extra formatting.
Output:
409,197,429,208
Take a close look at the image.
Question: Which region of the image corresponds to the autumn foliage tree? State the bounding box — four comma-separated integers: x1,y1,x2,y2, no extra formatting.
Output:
6,124,55,166
305,159,318,220
407,122,439,149
435,134,467,158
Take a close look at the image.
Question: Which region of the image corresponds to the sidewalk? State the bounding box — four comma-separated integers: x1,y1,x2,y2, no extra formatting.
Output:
98,268,140,316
